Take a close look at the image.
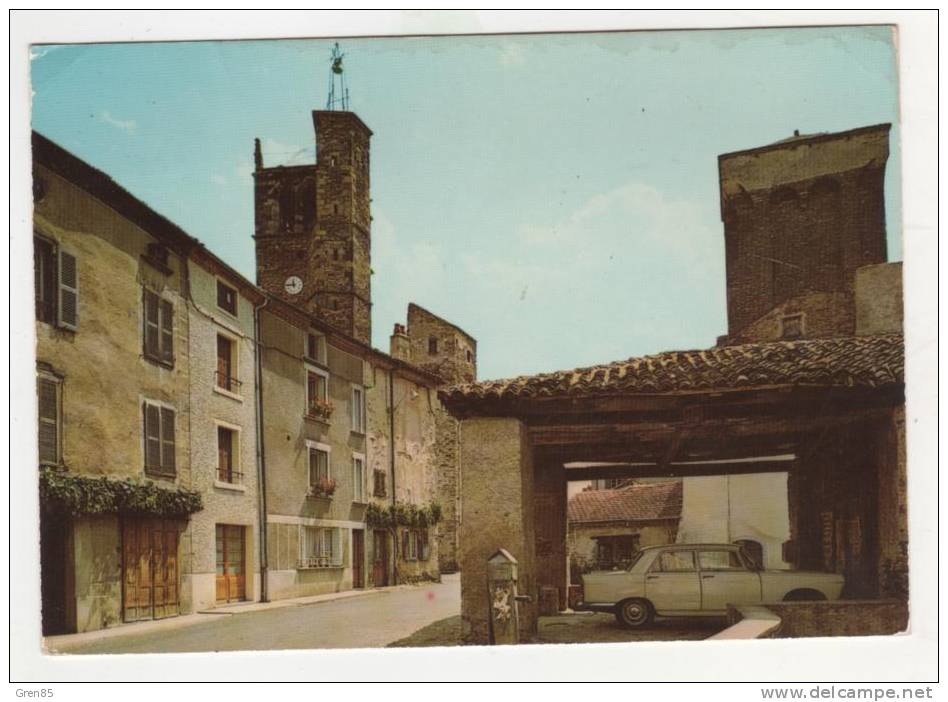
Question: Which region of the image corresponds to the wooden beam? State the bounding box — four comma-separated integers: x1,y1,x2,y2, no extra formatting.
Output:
563,459,796,481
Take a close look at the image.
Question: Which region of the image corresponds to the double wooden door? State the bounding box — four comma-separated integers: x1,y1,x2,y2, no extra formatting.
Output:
216,524,246,603
123,518,180,622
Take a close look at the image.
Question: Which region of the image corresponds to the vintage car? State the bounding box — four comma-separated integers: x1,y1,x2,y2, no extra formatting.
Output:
577,543,844,628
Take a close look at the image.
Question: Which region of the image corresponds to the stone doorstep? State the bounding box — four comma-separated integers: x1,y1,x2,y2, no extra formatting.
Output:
708,605,782,641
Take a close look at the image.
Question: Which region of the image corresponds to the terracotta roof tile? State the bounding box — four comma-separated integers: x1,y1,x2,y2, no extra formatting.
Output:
568,481,682,524
442,334,903,404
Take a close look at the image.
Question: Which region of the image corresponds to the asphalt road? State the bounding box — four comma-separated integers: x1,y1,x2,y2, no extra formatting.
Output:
51,575,461,655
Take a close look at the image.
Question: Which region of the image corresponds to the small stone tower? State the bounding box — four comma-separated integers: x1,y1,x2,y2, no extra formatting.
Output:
406,303,477,385
254,110,373,344
718,124,890,342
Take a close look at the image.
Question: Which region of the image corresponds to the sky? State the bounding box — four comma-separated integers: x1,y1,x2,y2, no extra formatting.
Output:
30,26,901,381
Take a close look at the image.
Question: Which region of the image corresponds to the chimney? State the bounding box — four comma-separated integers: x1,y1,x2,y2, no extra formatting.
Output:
390,323,411,362
254,138,263,170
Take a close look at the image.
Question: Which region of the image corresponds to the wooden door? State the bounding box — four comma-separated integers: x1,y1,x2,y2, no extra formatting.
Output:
352,529,365,588
216,524,246,603
123,518,180,622
372,530,389,587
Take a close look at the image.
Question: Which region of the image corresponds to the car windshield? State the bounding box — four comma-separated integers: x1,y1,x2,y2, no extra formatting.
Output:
624,551,645,571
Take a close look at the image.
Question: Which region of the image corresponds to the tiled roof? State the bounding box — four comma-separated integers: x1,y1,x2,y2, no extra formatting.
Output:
442,334,903,403
568,481,682,524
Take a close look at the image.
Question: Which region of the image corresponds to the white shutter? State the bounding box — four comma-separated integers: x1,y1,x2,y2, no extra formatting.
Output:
57,249,78,330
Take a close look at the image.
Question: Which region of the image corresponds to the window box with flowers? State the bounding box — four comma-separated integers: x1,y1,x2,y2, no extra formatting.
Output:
306,398,334,423
309,476,337,500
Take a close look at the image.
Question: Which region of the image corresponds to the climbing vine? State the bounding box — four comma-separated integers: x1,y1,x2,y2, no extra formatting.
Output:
365,501,442,529
39,465,203,518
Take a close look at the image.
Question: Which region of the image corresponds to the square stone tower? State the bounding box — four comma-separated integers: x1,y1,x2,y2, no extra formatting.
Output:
718,124,890,342
254,110,372,344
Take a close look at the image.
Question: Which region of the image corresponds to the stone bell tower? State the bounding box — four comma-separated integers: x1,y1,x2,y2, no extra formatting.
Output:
253,49,373,343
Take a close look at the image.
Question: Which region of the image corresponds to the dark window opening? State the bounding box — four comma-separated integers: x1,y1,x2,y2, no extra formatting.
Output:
216,335,239,392
217,426,238,483
217,280,237,315
428,337,438,355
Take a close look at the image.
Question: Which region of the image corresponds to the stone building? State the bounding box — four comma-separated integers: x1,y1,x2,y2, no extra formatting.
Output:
33,133,264,634
567,481,681,574
441,124,906,644
252,107,466,595
257,296,444,599
183,249,265,612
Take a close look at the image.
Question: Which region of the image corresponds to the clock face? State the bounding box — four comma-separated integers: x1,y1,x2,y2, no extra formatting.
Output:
284,276,303,295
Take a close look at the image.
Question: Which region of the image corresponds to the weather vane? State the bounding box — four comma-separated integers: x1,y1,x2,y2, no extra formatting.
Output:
326,42,349,111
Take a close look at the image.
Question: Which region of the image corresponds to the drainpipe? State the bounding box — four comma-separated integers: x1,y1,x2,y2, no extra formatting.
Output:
254,296,270,602
389,367,398,585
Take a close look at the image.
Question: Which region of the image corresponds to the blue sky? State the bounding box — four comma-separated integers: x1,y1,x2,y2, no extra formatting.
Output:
30,26,901,381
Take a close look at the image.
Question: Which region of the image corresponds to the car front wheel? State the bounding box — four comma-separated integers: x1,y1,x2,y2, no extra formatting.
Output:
615,598,653,628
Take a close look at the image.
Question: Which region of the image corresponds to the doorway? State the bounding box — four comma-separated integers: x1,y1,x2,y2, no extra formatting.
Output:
372,529,389,587
40,510,69,634
215,524,246,603
352,529,365,588
123,518,180,622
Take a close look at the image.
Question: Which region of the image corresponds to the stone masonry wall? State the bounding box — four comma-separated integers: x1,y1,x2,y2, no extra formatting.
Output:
719,126,890,339
184,260,261,611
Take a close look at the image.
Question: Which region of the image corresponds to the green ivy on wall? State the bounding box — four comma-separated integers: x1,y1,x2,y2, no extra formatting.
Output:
366,501,442,529
39,466,203,518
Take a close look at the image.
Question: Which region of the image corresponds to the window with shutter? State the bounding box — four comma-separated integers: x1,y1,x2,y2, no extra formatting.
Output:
216,335,236,391
34,236,57,323
143,401,175,476
37,375,61,464
57,249,78,330
218,426,234,482
160,299,174,364
352,455,366,503
143,403,162,473
160,408,176,473
351,386,365,433
143,289,174,366
332,529,344,567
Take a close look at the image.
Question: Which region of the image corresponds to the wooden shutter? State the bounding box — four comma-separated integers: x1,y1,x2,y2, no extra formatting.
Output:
159,300,174,364
217,336,231,389
143,290,159,360
37,377,59,463
217,426,232,481
160,408,175,474
143,403,161,472
57,250,78,330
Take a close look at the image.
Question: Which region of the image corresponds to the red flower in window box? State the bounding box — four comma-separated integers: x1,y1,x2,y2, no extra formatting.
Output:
307,399,334,421
310,477,337,498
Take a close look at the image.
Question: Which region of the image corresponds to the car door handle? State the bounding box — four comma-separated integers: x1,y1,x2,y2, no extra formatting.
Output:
701,574,715,579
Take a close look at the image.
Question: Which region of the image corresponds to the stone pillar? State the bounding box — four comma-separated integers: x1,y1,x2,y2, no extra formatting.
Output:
534,459,567,612
459,417,536,644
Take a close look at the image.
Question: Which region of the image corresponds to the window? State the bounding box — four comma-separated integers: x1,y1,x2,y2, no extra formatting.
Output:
143,401,175,476
428,337,438,355
352,454,366,503
654,550,696,573
217,426,240,483
417,529,430,561
306,366,330,420
37,373,62,465
305,332,325,363
781,313,805,340
34,236,78,330
351,386,365,434
402,529,418,561
373,469,387,498
143,289,174,366
698,550,746,571
300,526,343,568
217,280,237,316
307,442,334,497
466,349,473,363
734,539,764,570
216,334,240,393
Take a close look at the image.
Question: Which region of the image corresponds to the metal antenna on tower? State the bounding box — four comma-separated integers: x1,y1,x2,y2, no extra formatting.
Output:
326,43,349,111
